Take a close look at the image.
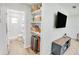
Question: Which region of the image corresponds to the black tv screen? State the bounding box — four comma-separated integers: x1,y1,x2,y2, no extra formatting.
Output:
55,12,67,28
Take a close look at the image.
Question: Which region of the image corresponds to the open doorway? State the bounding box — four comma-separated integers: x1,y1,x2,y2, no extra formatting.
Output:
7,9,26,54
7,9,25,44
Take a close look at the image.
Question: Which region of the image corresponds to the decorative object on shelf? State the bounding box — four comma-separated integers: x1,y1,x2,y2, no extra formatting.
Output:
63,33,67,38
31,34,40,53
77,33,79,41
32,4,39,12
31,24,41,33
32,16,34,22
32,3,42,12
34,15,41,21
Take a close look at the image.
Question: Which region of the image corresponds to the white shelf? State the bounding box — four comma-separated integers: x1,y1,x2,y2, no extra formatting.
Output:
31,21,41,24
32,9,41,15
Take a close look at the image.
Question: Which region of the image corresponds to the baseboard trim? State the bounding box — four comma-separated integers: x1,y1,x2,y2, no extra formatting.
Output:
24,44,31,48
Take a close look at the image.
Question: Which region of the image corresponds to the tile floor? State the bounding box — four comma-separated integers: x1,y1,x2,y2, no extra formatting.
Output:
8,38,79,55
8,38,36,55
64,39,79,55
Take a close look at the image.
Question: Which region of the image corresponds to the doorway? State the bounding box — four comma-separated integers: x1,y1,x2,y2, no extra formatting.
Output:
7,9,27,54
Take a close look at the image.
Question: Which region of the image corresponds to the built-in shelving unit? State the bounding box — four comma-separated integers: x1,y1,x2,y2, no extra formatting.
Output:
31,3,42,54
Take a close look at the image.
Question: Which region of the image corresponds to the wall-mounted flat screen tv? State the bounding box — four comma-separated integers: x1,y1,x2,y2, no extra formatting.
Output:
55,12,67,28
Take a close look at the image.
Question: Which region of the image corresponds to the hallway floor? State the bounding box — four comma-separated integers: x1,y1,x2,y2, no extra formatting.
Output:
8,38,36,55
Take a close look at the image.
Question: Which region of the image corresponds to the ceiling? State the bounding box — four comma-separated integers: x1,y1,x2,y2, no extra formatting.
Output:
58,3,79,16
19,3,79,16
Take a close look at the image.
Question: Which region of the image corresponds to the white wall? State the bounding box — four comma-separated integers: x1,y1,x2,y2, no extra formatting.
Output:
0,4,8,54
40,3,79,55
66,15,79,38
